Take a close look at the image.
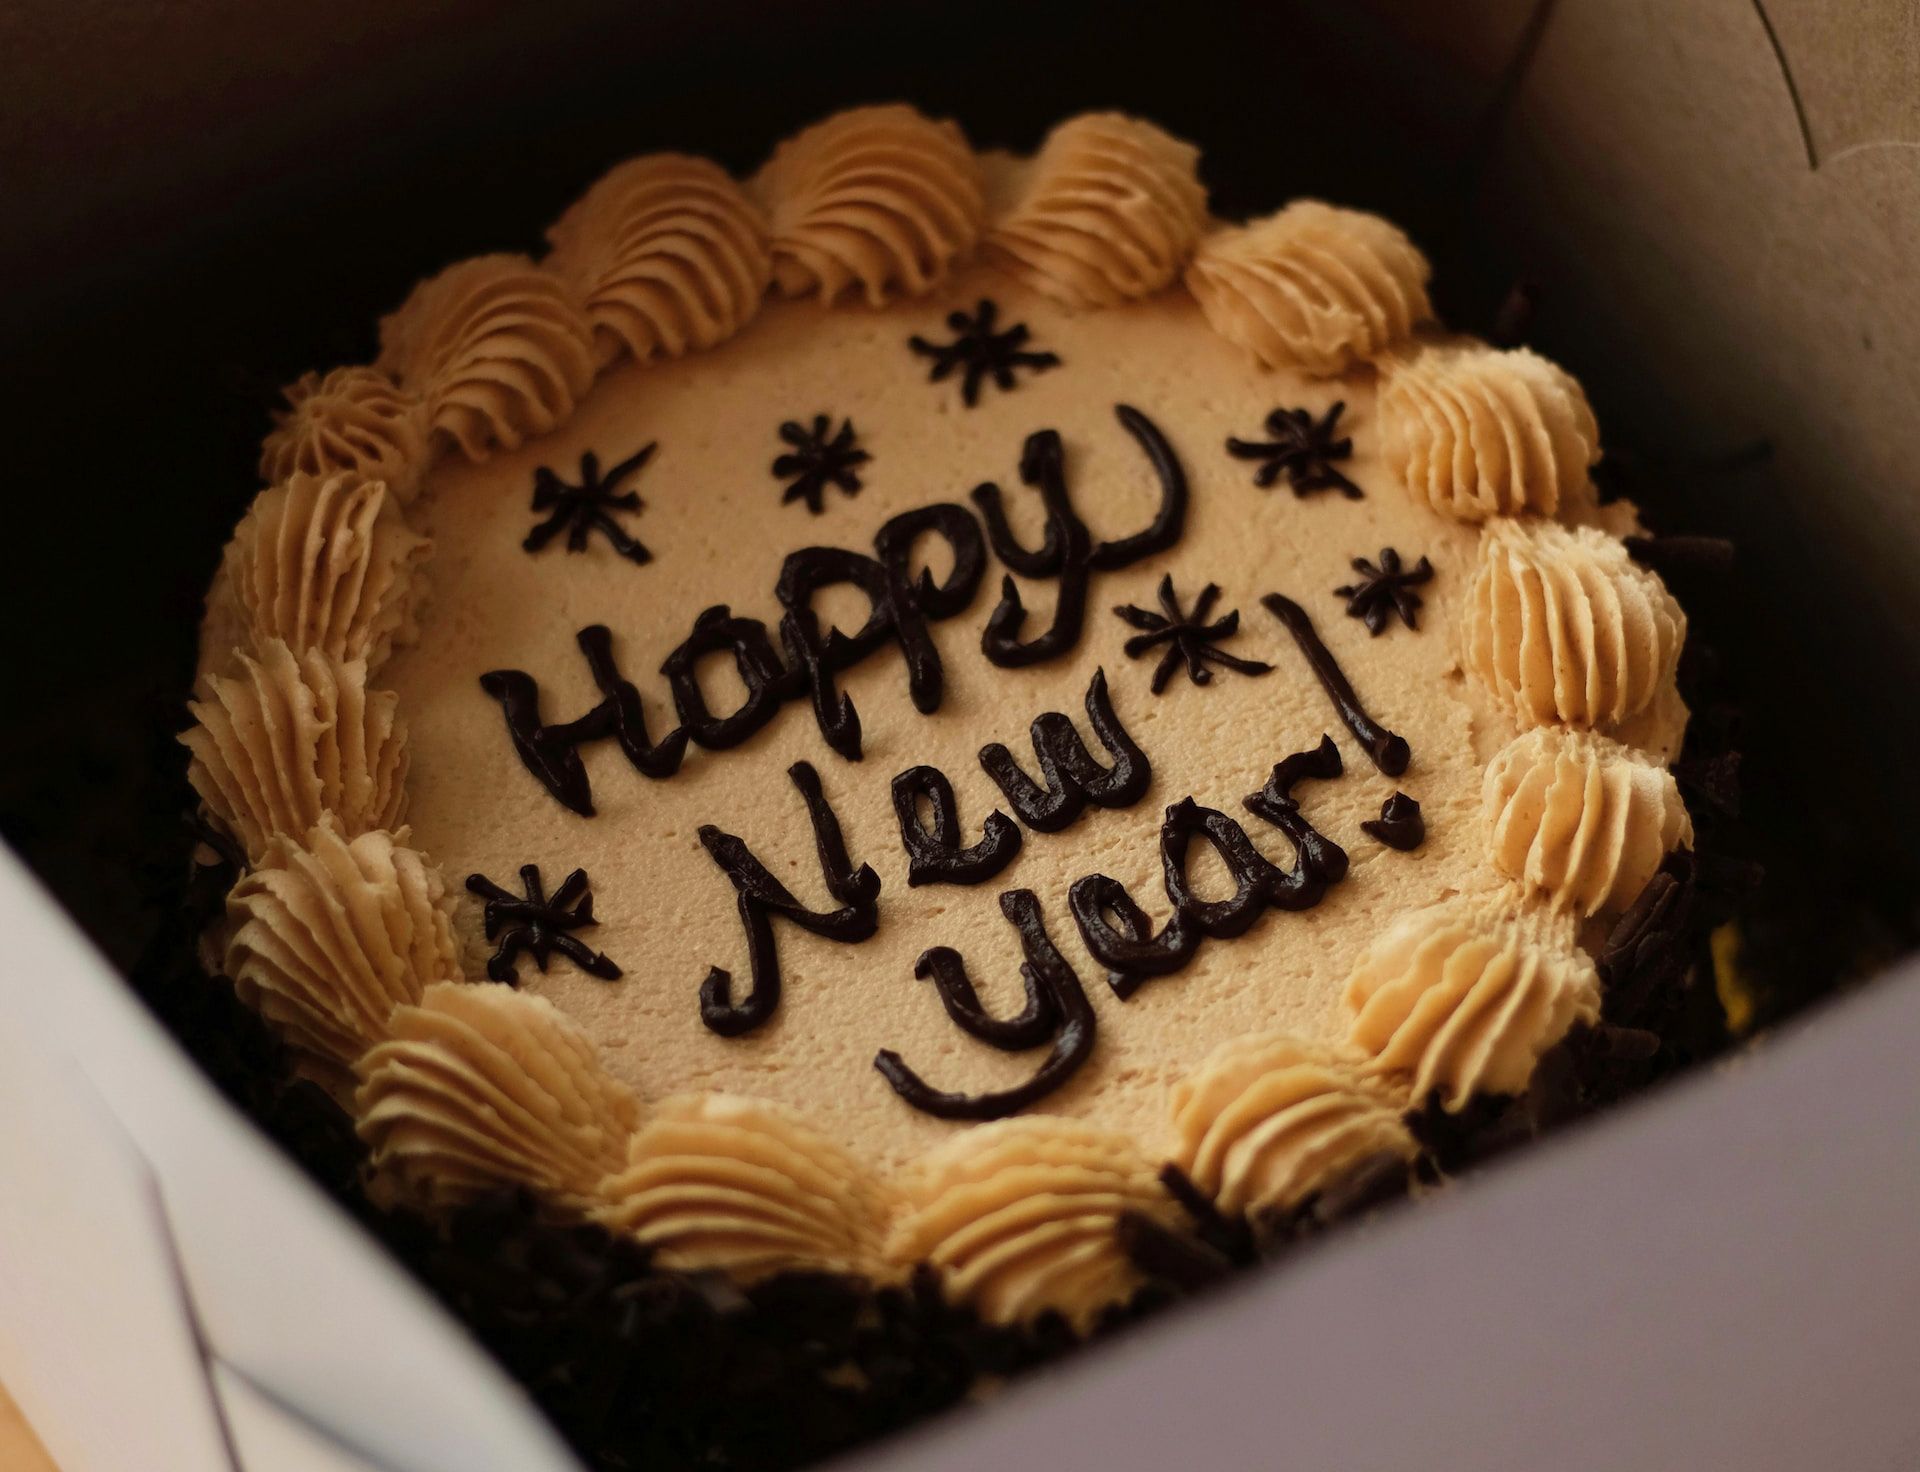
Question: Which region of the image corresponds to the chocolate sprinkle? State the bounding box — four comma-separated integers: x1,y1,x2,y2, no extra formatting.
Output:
1114,575,1274,694
524,445,656,565
465,864,622,983
773,415,870,514
1224,402,1363,499
1333,547,1434,635
908,298,1060,407
1361,792,1425,850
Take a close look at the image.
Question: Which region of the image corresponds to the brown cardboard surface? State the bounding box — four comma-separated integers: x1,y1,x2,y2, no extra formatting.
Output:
0,1382,60,1472
1359,0,1920,925
1360,0,1920,606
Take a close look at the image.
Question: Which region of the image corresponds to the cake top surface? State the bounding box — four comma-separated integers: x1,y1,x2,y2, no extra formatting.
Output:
187,106,1694,1329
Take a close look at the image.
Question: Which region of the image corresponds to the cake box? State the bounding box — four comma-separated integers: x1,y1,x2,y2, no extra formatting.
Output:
3,1,1918,1469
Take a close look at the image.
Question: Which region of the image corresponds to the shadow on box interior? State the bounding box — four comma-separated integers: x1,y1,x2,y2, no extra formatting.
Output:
0,0,1914,1467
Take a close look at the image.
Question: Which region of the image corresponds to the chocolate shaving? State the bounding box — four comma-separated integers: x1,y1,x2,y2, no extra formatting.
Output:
1623,533,1736,576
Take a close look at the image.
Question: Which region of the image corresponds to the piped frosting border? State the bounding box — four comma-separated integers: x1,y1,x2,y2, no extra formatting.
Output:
184,104,1692,1328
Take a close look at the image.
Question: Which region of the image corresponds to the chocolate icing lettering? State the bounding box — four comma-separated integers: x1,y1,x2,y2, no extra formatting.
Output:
483,503,985,804
976,405,1190,668
891,765,1024,887
479,625,688,816
696,761,881,1036
1069,765,1347,999
874,889,1095,1119
1261,591,1411,776
979,668,1151,833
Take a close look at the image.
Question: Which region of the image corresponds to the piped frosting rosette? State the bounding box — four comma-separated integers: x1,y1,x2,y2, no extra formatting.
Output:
1484,727,1693,916
259,367,430,502
1168,1033,1416,1218
181,640,408,865
214,472,429,672
1342,893,1602,1109
356,983,639,1212
224,823,459,1081
1185,200,1431,375
1462,516,1687,736
751,104,985,306
985,112,1209,309
1380,342,1600,522
376,253,597,462
544,153,771,368
594,1093,894,1279
887,1118,1177,1329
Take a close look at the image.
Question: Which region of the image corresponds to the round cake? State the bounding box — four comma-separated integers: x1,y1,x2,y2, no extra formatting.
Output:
185,105,1696,1331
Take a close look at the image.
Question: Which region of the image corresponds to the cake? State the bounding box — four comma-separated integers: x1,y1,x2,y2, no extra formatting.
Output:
182,104,1708,1457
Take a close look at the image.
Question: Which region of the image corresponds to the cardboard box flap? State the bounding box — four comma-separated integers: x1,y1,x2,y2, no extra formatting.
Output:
861,956,1920,1472
0,847,581,1472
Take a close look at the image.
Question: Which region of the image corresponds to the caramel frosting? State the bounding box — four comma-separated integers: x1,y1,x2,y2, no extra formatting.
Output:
224,823,458,1074
984,113,1209,310
1462,517,1687,734
1342,896,1602,1108
544,153,771,369
181,640,407,864
1484,726,1693,916
752,104,985,307
375,253,597,462
215,472,429,672
197,107,1707,1326
1379,343,1600,522
594,1093,892,1279
888,1119,1176,1329
259,367,430,503
1167,1033,1415,1217
356,982,639,1211
1184,201,1431,376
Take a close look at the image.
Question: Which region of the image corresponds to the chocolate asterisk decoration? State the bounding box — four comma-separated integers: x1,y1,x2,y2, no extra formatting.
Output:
1333,547,1434,634
1114,575,1274,694
1225,402,1363,499
772,414,870,513
465,864,622,984
524,445,655,565
908,298,1061,407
